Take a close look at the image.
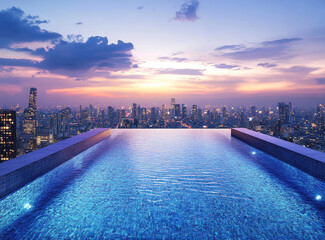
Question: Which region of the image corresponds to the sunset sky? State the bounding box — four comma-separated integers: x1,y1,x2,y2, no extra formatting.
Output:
0,0,325,107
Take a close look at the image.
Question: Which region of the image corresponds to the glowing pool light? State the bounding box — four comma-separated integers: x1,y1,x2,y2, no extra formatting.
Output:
315,195,322,201
24,203,32,209
252,151,256,155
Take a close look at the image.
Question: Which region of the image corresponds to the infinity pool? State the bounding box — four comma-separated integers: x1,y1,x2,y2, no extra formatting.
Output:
0,129,324,239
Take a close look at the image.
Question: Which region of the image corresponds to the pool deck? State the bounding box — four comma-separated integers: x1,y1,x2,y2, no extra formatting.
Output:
231,128,325,181
0,128,110,199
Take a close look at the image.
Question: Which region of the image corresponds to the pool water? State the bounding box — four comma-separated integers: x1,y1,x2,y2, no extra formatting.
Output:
0,129,324,239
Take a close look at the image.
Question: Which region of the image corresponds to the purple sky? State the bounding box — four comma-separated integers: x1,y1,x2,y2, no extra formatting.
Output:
0,0,325,108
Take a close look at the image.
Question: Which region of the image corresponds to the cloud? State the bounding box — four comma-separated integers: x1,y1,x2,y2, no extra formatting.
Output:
0,57,35,67
215,63,240,69
174,0,199,22
137,6,144,10
315,78,325,84
215,45,244,51
158,56,188,62
217,38,302,60
159,68,202,75
0,36,135,76
257,62,277,68
37,36,134,75
76,22,83,25
0,7,61,48
278,66,318,74
172,51,184,56
0,66,14,72
262,38,302,45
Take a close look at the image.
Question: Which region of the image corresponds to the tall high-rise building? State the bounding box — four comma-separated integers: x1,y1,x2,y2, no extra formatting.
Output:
89,104,93,118
22,88,37,152
192,105,198,120
278,102,290,125
170,98,176,118
150,107,157,124
107,106,114,123
317,104,324,132
171,98,175,107
0,110,17,161
161,104,166,117
23,88,37,135
132,103,137,118
141,108,147,121
182,104,187,119
174,104,181,119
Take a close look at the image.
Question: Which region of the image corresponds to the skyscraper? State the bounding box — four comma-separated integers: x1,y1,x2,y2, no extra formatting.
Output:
317,104,324,132
171,98,175,107
278,102,290,125
182,104,187,119
170,98,176,118
23,88,37,135
192,105,198,120
23,88,37,152
0,110,17,161
132,103,137,118
175,104,181,119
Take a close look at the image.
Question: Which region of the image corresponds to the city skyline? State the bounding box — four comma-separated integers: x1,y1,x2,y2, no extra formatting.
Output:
0,0,325,106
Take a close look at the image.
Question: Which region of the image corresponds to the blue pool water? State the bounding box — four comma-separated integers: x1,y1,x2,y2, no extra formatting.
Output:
0,129,324,239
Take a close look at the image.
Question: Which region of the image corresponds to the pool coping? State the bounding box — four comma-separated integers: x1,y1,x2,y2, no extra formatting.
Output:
0,128,111,199
231,128,325,181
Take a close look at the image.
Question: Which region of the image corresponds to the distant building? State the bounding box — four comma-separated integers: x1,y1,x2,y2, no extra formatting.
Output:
317,104,324,132
171,98,175,107
107,106,114,123
182,104,187,119
22,88,37,152
0,110,17,161
132,103,137,118
250,106,256,117
175,104,181,119
278,102,290,125
36,128,54,148
23,88,37,135
192,105,198,120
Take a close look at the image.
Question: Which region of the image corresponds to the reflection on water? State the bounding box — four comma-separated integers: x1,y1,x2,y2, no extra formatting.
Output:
0,129,324,239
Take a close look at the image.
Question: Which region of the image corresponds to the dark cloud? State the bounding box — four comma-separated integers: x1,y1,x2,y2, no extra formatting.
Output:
0,36,135,76
257,62,277,68
174,0,199,22
262,38,302,45
158,56,188,62
215,45,244,51
0,57,35,67
218,38,302,60
0,7,61,48
159,68,202,75
215,63,240,69
278,66,318,74
315,78,325,84
37,36,134,75
137,6,144,10
76,22,83,25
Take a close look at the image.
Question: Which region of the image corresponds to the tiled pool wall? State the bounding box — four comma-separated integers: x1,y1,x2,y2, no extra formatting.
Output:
0,128,110,199
231,128,325,181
